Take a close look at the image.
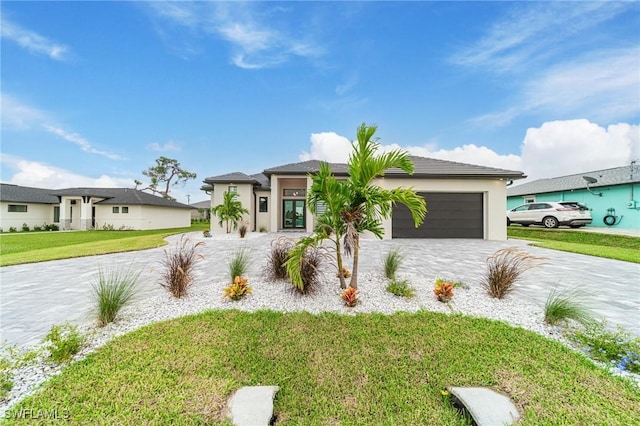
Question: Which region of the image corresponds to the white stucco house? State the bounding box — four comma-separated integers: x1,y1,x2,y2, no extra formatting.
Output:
202,157,526,240
0,184,194,231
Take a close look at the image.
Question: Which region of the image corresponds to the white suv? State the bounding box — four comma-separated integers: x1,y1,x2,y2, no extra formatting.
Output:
507,202,592,228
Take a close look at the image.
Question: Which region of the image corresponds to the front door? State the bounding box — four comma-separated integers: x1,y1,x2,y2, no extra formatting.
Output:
283,200,305,229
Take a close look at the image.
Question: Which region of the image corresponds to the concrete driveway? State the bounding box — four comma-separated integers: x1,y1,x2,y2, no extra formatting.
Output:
1,232,638,348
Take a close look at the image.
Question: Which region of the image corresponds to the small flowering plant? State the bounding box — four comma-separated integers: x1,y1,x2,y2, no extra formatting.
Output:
341,287,358,307
433,278,454,302
223,276,253,301
336,267,352,279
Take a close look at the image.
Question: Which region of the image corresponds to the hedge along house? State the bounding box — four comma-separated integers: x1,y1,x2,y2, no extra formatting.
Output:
506,163,640,230
202,157,526,240
0,183,194,231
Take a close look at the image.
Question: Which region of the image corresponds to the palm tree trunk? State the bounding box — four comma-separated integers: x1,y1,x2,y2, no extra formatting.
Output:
349,234,360,289
335,239,346,289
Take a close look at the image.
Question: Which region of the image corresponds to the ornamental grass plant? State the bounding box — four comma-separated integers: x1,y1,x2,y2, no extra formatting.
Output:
544,289,594,326
91,264,141,326
160,236,204,298
481,247,546,299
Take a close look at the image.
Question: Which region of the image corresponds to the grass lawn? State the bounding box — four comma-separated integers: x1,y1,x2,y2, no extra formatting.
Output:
4,310,639,425
0,223,209,267
507,227,640,263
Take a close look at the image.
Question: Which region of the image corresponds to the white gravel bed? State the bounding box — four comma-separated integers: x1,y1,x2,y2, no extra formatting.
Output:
2,260,638,417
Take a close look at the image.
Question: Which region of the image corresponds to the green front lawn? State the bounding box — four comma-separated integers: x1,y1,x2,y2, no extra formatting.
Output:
4,310,639,425
0,223,209,267
507,227,640,263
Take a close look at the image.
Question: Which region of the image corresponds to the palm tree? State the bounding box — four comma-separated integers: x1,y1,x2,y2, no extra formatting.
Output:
342,123,426,288
286,123,426,291
211,191,249,233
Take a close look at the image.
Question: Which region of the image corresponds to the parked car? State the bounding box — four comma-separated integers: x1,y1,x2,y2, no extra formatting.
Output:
507,202,592,228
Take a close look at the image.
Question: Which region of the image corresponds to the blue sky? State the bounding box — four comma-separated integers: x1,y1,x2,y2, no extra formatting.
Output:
1,1,639,204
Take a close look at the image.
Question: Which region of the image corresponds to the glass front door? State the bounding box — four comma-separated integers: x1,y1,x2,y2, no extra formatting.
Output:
283,200,305,229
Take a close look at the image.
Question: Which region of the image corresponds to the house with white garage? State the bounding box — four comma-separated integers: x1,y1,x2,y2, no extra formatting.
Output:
0,183,194,231
202,157,526,240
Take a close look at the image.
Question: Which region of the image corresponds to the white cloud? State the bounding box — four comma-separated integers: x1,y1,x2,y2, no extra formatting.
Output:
146,142,181,152
451,2,630,73
0,94,47,129
43,125,125,161
299,119,638,182
1,16,70,61
519,120,639,180
146,2,323,69
1,154,131,189
1,94,124,161
299,132,353,163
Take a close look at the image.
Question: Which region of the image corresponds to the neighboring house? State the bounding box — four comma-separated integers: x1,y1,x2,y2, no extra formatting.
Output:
189,200,211,221
0,184,194,231
202,157,526,240
507,163,640,230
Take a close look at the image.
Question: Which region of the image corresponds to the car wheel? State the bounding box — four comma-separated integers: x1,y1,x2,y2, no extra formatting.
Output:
543,216,559,228
522,224,530,227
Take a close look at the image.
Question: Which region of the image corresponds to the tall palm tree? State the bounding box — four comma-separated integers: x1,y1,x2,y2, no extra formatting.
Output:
342,123,426,288
286,123,426,291
211,191,249,233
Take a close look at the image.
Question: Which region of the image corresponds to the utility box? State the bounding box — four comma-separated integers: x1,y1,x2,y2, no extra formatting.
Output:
627,200,638,209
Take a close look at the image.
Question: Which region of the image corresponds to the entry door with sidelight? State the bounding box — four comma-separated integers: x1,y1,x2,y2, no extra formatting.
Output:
283,200,305,229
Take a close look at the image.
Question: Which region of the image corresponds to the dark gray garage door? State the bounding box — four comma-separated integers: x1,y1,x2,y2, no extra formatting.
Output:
392,192,484,238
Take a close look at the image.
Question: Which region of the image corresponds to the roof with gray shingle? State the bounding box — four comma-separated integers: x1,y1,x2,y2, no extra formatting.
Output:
507,164,640,197
263,157,525,179
52,188,192,208
0,184,59,204
1,184,193,209
202,172,260,184
262,160,350,176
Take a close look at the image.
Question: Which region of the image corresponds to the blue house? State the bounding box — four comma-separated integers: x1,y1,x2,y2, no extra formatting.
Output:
507,163,640,230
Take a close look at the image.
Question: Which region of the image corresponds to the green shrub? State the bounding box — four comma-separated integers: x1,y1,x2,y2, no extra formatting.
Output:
267,237,293,280
544,289,593,326
293,245,323,295
386,279,415,298
0,343,41,400
43,223,59,231
33,225,43,232
481,247,546,299
229,248,250,283
259,226,268,233
21,223,30,232
160,236,204,298
384,248,402,280
571,320,640,373
91,264,141,326
8,227,17,233
41,323,85,364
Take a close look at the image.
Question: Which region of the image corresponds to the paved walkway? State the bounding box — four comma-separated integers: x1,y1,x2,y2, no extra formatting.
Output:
1,232,639,348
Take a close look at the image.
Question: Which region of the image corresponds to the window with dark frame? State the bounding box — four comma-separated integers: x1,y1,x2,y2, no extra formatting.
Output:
113,206,119,213
8,204,27,213
259,197,268,212
228,185,237,193
122,207,129,214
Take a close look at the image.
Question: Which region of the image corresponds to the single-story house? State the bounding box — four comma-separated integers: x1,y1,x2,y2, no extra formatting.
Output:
202,157,526,240
189,200,212,221
0,183,194,231
507,163,640,230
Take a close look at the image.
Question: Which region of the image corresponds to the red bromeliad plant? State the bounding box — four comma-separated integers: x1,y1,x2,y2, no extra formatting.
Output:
341,287,358,307
433,278,454,302
223,276,253,301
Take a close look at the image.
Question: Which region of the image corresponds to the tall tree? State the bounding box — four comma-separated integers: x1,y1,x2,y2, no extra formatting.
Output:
135,156,197,201
286,123,426,291
211,191,249,233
